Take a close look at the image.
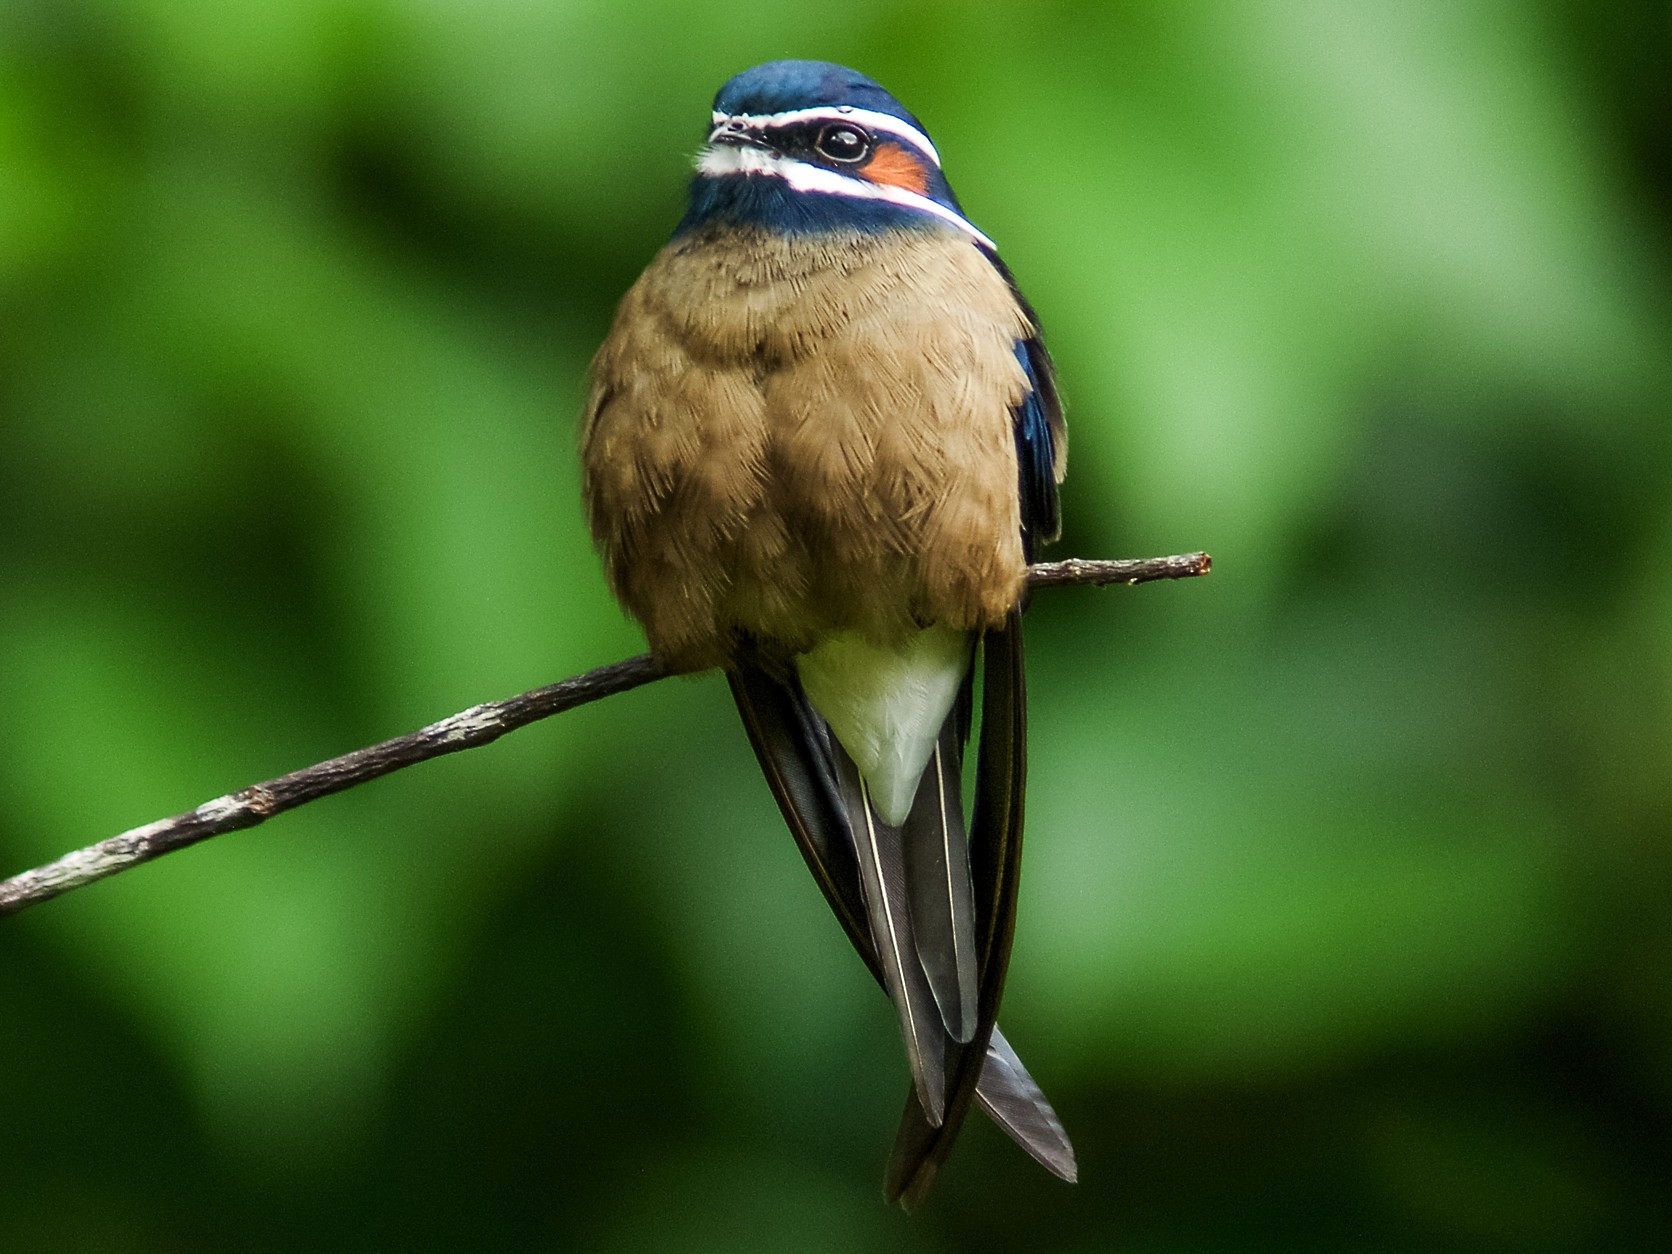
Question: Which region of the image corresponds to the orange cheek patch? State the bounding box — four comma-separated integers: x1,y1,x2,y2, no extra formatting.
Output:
861,142,931,196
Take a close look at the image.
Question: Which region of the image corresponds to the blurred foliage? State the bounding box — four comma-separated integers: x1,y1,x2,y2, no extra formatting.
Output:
2,0,1670,1249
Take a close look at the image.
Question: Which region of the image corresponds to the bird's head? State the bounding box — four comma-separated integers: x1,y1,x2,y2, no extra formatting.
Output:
676,60,993,250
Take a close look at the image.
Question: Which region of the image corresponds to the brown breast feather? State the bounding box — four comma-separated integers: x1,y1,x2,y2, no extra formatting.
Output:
582,226,1034,673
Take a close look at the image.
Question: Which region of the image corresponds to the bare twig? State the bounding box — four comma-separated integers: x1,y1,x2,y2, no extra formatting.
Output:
0,553,1209,917
1026,552,1211,589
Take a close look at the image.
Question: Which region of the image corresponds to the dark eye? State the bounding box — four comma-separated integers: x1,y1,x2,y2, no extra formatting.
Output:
815,123,869,163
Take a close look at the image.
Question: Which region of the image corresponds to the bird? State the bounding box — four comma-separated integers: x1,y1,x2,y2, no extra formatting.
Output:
580,59,1071,1204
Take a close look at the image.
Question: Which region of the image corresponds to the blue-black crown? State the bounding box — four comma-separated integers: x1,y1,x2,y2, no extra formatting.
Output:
712,60,930,138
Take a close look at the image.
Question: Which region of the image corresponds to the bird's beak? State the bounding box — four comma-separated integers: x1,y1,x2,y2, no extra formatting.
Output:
708,120,772,150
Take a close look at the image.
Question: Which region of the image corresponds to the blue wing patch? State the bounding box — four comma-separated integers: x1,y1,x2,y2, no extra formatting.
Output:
980,251,1064,557
1012,335,1062,557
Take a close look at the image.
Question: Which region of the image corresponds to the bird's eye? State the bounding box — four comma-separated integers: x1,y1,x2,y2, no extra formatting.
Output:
815,123,870,163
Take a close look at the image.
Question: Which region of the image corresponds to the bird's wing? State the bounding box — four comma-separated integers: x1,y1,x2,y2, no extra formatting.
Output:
1012,337,1064,555
982,251,1067,554
727,656,1073,1189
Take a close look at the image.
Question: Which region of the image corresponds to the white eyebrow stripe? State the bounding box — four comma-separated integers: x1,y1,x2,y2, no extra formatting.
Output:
696,144,994,251
709,106,942,168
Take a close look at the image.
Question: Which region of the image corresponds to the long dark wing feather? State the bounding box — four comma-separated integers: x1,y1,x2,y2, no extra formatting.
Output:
976,1026,1077,1183
902,734,979,1043
727,661,1074,1189
834,746,947,1126
884,609,1037,1207
727,664,867,949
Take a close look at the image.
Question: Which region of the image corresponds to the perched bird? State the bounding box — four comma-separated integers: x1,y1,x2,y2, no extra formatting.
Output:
581,60,1071,1204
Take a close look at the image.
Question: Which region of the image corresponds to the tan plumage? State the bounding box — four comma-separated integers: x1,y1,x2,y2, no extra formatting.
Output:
581,223,1035,673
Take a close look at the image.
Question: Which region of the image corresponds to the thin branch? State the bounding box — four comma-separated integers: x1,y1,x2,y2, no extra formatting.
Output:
0,553,1209,917
1026,551,1211,590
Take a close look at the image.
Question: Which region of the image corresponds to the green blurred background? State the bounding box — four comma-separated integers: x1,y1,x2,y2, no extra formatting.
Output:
3,1,1669,1249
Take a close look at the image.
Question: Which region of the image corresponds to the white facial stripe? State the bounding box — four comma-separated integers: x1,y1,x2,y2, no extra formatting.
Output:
709,106,942,168
696,144,995,251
